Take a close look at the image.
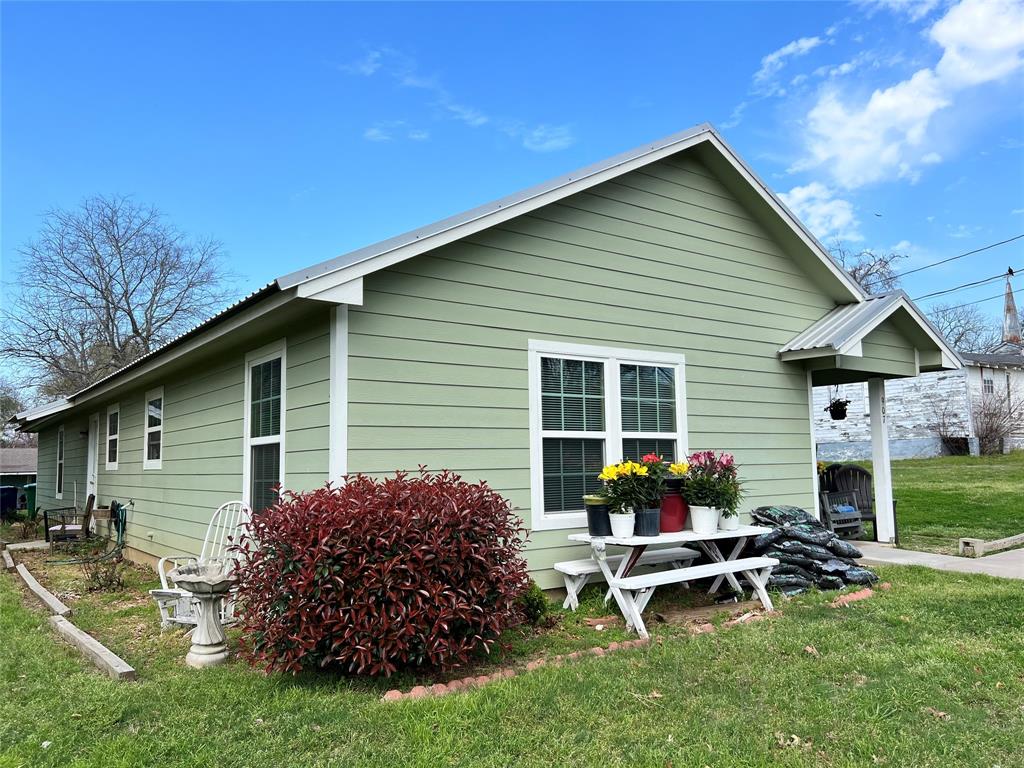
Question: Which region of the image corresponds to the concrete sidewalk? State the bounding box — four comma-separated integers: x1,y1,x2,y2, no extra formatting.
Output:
859,541,1024,580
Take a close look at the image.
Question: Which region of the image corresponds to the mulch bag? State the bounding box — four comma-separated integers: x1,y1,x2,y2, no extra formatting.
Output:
748,505,879,595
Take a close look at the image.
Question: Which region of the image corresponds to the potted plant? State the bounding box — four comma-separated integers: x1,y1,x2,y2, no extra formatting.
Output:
661,460,690,532
582,493,612,537
825,397,851,420
597,457,664,538
684,450,743,534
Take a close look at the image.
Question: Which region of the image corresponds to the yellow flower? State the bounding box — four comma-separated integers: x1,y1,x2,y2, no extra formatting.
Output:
669,462,689,476
598,464,620,481
635,465,649,476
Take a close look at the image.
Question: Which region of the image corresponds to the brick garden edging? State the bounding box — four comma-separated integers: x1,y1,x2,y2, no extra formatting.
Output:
381,638,652,702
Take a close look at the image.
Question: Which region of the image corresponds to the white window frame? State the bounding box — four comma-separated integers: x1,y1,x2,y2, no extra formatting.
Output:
143,386,164,471
527,339,688,531
55,424,65,499
105,403,120,471
242,340,287,509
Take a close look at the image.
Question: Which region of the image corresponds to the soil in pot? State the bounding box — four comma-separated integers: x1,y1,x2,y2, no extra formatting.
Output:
634,507,661,537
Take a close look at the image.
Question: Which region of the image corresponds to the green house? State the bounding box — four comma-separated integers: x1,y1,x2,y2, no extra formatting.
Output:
13,125,961,587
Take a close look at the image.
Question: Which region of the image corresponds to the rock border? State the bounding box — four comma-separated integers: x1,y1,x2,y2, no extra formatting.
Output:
960,532,1024,558
15,563,71,617
49,616,137,681
381,638,651,702
2,549,14,572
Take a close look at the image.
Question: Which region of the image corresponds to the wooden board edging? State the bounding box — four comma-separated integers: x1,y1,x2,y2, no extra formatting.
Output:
15,563,71,617
48,616,137,682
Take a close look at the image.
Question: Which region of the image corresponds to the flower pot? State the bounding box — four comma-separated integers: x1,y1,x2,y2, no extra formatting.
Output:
690,505,720,535
609,512,636,539
583,497,612,537
660,491,689,532
634,507,661,537
827,401,849,420
719,513,740,531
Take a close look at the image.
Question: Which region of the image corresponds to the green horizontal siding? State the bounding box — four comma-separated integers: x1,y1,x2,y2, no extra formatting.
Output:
33,305,332,563
34,415,90,512
348,153,830,589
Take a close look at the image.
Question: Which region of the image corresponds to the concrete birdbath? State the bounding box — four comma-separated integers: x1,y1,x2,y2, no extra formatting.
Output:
167,561,237,668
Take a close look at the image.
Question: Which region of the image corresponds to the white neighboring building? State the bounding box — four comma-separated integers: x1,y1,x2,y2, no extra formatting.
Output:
815,277,1024,460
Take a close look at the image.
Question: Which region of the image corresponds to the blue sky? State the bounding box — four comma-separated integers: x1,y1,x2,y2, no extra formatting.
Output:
3,0,1023,322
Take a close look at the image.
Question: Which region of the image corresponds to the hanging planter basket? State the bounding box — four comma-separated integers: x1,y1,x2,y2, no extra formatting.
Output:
826,398,851,421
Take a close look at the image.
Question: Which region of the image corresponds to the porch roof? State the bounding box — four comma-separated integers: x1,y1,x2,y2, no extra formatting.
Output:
779,291,963,386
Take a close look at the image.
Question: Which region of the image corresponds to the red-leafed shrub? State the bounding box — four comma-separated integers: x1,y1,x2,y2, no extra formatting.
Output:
232,470,529,676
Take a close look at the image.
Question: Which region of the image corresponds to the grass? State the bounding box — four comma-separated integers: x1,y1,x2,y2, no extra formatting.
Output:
860,452,1024,555
2,552,1023,767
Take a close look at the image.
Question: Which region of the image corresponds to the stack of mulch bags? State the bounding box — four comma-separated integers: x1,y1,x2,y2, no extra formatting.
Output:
748,505,879,595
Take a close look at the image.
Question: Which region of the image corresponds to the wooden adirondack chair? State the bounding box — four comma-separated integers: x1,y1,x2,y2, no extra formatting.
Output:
149,500,251,629
830,465,879,530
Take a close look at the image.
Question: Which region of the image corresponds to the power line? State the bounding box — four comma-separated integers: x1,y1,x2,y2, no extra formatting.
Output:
861,233,1024,288
914,267,1022,301
935,287,1023,312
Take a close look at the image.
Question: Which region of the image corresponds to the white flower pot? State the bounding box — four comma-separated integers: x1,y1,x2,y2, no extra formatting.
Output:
690,505,720,535
609,512,636,539
719,513,740,531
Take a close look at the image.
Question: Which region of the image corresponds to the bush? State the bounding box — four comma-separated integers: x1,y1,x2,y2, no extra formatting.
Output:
232,470,529,676
518,580,552,626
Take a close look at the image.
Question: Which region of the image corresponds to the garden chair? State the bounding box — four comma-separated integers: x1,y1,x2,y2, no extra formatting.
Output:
819,490,863,539
830,465,879,531
44,494,94,551
149,500,251,629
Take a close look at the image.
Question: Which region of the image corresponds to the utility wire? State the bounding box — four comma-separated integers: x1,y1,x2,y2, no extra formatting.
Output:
914,266,1022,301
861,233,1024,288
935,287,1023,312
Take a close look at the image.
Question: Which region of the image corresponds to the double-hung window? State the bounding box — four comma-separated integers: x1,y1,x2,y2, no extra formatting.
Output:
106,404,120,471
528,340,687,530
143,387,164,470
244,342,286,512
56,424,65,499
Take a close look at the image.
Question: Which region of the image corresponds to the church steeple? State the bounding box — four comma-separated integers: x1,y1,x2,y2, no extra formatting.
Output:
1003,271,1021,346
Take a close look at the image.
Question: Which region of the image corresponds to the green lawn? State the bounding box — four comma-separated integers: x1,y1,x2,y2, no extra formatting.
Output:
871,452,1024,555
2,559,1023,767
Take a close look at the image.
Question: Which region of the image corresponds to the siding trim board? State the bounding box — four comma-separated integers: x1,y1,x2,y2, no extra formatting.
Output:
329,305,349,482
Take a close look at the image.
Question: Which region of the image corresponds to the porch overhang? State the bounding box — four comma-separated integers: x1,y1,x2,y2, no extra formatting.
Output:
779,291,963,386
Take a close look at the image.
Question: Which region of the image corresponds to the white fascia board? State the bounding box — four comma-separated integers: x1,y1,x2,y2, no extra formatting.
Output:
779,346,838,362
297,275,364,305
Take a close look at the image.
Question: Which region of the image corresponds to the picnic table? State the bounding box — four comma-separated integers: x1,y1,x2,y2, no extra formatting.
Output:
566,525,779,638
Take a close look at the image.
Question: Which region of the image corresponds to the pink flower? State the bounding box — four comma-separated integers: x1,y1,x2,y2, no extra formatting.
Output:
641,453,662,465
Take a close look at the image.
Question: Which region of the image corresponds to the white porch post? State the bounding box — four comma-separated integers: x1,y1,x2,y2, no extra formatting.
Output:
868,378,896,543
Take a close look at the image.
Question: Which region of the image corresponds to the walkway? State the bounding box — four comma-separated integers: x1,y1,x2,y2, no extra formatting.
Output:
859,541,1024,580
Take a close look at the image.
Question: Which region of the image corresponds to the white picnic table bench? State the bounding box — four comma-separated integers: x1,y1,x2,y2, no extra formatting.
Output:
564,525,778,638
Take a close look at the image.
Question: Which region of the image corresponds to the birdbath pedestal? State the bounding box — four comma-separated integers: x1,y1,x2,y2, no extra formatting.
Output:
167,561,237,668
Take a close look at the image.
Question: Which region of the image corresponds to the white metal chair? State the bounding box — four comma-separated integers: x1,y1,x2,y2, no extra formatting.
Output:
149,500,252,629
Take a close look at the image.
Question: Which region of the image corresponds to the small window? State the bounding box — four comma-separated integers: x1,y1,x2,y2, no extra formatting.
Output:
245,345,285,512
55,424,65,499
106,404,120,470
983,377,994,395
143,387,164,470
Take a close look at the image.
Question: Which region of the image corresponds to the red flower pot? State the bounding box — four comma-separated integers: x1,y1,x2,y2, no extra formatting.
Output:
660,490,689,532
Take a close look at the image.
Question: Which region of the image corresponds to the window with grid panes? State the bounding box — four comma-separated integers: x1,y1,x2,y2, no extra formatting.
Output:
247,355,283,512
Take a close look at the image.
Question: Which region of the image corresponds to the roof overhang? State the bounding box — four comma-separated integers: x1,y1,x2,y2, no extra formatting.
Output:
275,124,865,304
780,291,964,374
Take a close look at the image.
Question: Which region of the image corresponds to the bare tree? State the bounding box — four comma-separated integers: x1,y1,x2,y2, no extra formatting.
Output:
926,302,1002,353
1,196,234,398
0,375,36,446
973,387,1024,455
830,242,908,295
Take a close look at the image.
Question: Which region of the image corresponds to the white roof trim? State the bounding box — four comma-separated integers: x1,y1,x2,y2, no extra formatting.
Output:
780,291,964,369
276,124,865,303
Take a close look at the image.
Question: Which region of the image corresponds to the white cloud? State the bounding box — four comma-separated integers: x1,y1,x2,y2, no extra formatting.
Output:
754,37,824,95
857,0,940,22
793,0,1024,189
1012,208,1024,215
363,120,430,143
407,129,430,141
779,182,863,242
520,124,576,153
363,126,392,142
339,49,389,76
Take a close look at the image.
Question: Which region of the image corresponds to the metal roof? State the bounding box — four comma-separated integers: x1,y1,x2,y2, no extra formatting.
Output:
276,123,863,299
962,350,1024,368
780,293,904,354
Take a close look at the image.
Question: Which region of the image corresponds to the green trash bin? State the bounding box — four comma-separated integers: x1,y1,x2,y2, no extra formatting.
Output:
23,483,36,515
